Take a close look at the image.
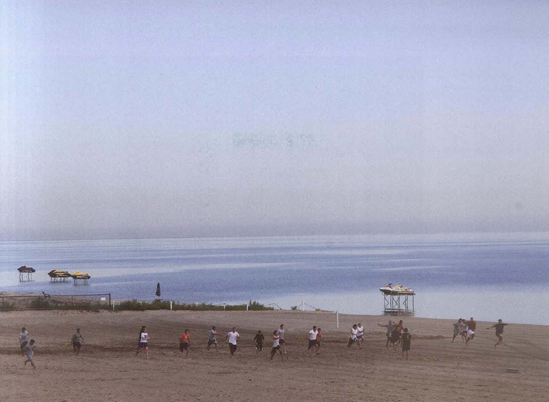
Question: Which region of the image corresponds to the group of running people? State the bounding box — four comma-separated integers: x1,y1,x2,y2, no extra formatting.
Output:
17,318,510,368
375,320,412,358
18,326,84,369
452,317,477,344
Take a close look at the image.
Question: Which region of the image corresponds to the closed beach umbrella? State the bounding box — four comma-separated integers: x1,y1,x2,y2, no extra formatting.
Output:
156,282,161,298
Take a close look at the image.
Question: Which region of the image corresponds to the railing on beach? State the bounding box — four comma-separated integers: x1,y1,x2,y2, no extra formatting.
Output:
0,293,111,311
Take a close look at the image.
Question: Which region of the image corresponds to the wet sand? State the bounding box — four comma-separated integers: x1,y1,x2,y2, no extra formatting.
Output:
0,310,548,402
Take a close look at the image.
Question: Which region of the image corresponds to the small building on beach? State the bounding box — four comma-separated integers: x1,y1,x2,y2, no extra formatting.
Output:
17,266,36,282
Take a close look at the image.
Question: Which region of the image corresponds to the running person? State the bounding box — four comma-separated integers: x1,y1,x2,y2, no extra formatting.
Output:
466,317,477,341
71,328,84,355
23,339,36,369
135,326,149,359
356,323,364,349
487,319,508,348
207,326,218,351
254,330,265,354
461,320,469,343
226,327,240,356
307,326,318,352
315,328,323,355
348,324,358,348
19,327,29,356
378,321,394,348
452,319,461,343
179,329,190,357
465,327,475,345
390,326,401,351
277,324,287,355
395,320,404,346
270,330,283,360
401,328,411,360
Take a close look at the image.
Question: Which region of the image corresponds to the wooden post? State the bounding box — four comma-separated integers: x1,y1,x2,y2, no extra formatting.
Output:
336,311,339,329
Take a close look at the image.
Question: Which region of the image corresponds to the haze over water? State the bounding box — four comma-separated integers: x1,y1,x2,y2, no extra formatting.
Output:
1,232,548,325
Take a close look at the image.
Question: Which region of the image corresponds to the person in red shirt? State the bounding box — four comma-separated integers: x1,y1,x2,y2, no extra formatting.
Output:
315,328,323,355
179,329,191,357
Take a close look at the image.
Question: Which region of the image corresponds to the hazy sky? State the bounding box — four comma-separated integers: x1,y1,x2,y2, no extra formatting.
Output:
1,1,548,240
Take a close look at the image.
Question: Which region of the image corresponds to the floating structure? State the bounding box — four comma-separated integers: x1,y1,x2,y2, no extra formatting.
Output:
380,283,415,316
18,266,36,282
71,271,91,285
48,270,72,283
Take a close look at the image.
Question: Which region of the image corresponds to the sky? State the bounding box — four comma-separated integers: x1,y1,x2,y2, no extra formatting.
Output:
1,1,548,240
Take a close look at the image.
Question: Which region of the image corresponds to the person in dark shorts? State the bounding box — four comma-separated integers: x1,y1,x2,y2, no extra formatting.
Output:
390,326,401,351
487,319,508,348
71,328,84,355
452,319,462,343
207,325,218,351
378,321,394,348
270,330,283,360
307,326,318,351
19,327,29,357
401,328,411,360
179,329,190,357
278,324,287,355
136,325,149,359
254,330,265,354
395,320,404,346
226,327,239,356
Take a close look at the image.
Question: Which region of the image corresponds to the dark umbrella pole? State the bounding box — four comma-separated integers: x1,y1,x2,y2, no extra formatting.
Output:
156,283,161,299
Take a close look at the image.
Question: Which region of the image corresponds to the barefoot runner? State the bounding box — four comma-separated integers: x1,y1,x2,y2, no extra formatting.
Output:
307,326,318,352
378,321,394,349
72,328,84,355
207,326,218,351
226,327,240,356
254,330,265,354
19,327,29,357
401,328,411,360
315,328,323,355
270,330,283,360
356,323,364,349
179,329,190,357
487,319,508,348
278,324,287,355
136,326,149,359
347,324,358,348
23,339,36,369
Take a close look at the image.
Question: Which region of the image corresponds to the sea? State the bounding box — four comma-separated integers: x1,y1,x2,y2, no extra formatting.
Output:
1,232,548,325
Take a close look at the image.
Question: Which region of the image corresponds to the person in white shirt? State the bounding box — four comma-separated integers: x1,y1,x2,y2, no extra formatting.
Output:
207,325,218,351
307,326,318,351
348,324,358,348
356,323,364,349
135,325,150,359
270,330,283,360
226,327,240,356
19,327,29,357
277,324,287,355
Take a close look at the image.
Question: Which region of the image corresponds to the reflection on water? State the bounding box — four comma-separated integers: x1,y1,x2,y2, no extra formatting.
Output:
1,233,548,324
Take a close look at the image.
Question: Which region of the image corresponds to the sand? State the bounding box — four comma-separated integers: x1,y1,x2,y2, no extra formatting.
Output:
0,309,548,402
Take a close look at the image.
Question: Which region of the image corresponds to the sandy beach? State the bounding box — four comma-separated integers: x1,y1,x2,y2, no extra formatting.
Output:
1,309,548,402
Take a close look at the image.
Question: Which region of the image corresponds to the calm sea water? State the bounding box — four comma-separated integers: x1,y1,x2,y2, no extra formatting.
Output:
1,233,548,324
